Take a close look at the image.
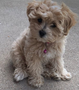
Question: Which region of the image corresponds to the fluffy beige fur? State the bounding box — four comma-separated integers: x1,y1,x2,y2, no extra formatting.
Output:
11,0,76,87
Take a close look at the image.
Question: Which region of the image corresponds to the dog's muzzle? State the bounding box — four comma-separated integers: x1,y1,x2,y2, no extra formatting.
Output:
39,30,46,38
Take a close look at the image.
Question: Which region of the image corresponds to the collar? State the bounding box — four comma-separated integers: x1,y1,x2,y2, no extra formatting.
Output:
43,42,51,54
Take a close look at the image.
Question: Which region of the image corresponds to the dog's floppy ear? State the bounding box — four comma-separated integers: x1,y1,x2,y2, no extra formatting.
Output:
61,3,76,35
27,1,39,19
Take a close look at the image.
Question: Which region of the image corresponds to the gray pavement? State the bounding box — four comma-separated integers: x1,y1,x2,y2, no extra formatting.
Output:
0,0,79,90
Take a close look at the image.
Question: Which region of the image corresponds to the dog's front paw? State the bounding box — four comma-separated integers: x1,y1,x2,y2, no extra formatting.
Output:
61,72,72,80
51,68,72,81
13,68,28,82
28,76,44,87
61,68,72,80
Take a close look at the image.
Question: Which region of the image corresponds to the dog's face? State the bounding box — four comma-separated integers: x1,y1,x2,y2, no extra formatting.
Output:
27,0,76,43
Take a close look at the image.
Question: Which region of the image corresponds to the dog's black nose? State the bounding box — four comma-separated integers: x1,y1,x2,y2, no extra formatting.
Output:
39,30,46,38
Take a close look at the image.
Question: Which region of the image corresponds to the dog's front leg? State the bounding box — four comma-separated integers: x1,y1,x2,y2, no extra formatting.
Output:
26,57,44,87
51,56,72,80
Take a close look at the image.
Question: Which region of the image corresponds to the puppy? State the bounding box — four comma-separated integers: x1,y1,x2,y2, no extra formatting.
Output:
11,0,76,87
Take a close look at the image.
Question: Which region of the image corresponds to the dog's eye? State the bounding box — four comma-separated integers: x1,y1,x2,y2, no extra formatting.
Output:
50,23,56,28
37,18,42,23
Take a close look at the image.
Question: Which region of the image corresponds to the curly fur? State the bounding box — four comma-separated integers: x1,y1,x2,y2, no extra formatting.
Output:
11,0,76,87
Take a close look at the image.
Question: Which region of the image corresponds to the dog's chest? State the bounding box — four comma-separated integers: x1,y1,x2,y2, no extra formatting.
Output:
26,43,57,60
41,48,56,60
25,41,63,62
38,43,57,60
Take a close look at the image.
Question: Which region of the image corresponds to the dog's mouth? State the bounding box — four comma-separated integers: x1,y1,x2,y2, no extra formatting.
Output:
33,31,56,43
36,36,55,43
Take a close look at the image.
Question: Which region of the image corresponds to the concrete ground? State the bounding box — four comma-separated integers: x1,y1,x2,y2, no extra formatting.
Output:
0,0,79,90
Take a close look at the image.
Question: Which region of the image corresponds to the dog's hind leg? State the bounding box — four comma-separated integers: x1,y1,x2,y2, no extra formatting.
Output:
11,40,28,82
13,67,28,82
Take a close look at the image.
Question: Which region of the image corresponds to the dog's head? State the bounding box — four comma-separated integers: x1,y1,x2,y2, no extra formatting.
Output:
27,0,76,43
